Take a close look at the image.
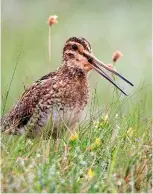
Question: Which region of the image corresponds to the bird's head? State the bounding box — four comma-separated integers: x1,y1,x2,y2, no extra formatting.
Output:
63,37,133,95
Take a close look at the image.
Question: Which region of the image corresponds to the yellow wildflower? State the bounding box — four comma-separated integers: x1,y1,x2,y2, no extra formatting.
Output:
70,132,78,141
88,137,101,151
95,138,101,146
88,169,95,179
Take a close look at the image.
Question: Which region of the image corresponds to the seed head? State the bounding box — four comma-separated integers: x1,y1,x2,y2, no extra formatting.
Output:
112,51,123,62
48,15,58,26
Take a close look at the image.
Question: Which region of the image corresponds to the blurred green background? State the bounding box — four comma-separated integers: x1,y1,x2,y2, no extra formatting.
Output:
2,0,152,115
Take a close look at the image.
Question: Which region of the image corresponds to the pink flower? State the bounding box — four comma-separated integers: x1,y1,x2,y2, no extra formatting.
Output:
48,15,58,26
112,51,123,62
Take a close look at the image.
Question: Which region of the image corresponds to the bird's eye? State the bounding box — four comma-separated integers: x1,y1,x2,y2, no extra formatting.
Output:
72,44,78,50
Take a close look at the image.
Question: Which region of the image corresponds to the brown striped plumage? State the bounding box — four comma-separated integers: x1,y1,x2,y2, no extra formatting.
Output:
2,37,133,138
2,37,92,138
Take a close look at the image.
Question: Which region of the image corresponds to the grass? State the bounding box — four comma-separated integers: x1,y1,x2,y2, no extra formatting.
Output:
1,1,152,192
1,87,152,193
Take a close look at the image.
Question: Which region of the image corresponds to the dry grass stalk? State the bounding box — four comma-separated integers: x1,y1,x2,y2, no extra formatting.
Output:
48,15,58,67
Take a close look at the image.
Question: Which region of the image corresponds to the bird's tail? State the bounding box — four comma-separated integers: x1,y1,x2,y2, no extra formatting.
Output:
0,114,14,133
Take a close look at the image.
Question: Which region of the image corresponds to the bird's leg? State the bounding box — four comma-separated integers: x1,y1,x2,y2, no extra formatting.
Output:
69,110,80,135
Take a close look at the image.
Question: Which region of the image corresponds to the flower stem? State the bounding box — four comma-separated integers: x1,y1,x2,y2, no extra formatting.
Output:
48,26,51,67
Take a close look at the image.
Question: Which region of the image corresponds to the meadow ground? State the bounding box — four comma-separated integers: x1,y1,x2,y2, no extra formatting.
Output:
1,87,152,193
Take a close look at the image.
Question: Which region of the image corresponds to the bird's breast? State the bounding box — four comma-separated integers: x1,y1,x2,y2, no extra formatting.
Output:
50,74,90,126
53,78,89,110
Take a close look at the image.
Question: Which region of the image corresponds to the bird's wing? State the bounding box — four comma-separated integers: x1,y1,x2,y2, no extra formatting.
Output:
36,71,55,82
3,77,53,130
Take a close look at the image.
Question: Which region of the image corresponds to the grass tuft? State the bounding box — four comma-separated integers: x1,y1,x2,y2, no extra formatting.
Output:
1,89,152,193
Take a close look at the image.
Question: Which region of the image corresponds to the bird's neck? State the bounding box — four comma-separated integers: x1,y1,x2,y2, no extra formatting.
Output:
58,61,88,80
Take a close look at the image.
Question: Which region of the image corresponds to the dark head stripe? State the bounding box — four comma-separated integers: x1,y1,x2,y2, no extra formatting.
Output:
65,37,91,53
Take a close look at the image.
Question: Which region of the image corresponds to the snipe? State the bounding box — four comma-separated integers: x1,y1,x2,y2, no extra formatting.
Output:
2,37,133,138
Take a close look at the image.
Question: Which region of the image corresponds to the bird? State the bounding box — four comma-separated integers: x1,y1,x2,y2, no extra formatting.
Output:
1,37,133,138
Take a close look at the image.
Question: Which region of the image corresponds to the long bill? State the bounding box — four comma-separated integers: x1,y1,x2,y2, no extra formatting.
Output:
83,51,134,96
